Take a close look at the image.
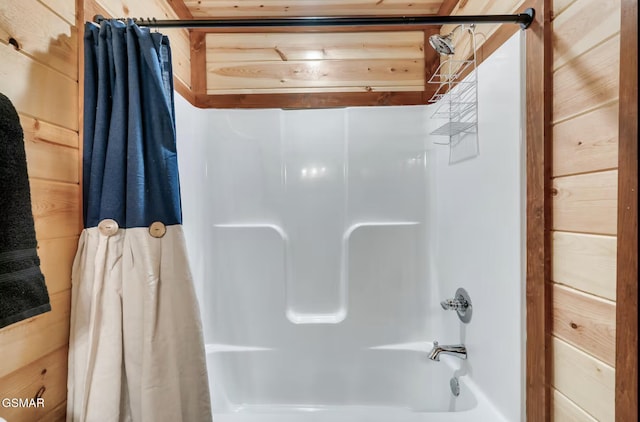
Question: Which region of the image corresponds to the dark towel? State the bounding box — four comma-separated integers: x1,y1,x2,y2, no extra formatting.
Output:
0,92,50,329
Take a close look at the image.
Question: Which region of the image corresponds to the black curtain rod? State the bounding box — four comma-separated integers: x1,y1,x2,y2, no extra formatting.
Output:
93,8,534,30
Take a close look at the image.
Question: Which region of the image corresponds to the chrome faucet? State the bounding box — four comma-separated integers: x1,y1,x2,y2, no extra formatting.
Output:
428,341,467,361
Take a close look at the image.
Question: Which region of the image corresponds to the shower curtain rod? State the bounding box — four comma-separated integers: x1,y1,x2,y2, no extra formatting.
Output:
93,8,535,30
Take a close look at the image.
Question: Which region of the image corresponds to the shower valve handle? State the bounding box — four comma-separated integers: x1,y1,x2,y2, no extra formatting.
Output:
440,296,469,311
439,288,472,324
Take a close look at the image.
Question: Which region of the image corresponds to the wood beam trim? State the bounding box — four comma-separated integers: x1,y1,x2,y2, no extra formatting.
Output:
437,0,460,16
194,91,425,109
166,0,194,19
189,31,207,102
525,0,552,421
615,0,638,420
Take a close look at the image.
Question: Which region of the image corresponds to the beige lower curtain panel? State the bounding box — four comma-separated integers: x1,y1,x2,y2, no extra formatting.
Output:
67,226,212,421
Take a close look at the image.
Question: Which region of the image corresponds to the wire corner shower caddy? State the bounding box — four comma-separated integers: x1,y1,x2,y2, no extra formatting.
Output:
427,24,480,146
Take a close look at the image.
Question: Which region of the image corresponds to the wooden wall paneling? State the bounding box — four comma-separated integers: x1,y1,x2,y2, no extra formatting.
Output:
551,282,616,366
37,236,80,295
38,0,77,26
552,170,618,235
31,180,81,241
552,336,615,421
25,141,79,184
0,291,71,380
206,86,424,95
551,231,616,300
38,402,68,422
552,34,619,123
0,46,78,131
207,59,424,92
0,0,78,79
525,0,551,420
552,102,618,177
19,114,79,149
551,0,620,70
206,32,425,62
552,0,577,17
184,0,444,17
615,0,638,419
21,113,80,184
205,31,425,95
552,388,598,422
0,347,69,421
198,25,435,108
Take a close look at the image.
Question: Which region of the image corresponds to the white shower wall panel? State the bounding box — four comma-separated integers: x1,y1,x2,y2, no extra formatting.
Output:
175,30,524,422
428,32,525,422
177,101,436,410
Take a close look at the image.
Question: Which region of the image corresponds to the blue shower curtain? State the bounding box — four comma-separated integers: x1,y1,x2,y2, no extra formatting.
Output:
67,20,211,422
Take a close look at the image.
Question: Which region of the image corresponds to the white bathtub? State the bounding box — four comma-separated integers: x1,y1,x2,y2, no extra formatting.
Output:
204,343,509,422
176,32,525,422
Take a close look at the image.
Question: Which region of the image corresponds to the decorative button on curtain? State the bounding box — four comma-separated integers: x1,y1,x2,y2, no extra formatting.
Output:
67,20,211,422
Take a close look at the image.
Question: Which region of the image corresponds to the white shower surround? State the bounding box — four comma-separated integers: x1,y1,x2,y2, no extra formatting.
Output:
176,32,524,422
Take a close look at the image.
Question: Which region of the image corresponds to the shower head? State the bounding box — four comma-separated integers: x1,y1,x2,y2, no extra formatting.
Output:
428,25,463,56
429,33,455,55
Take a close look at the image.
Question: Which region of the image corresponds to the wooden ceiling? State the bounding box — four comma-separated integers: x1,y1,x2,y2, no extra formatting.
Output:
167,0,524,108
182,0,451,18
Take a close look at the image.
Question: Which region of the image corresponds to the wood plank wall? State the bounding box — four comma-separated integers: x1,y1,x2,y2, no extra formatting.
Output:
0,1,80,420
0,0,189,420
446,0,627,420
205,31,426,95
549,0,620,420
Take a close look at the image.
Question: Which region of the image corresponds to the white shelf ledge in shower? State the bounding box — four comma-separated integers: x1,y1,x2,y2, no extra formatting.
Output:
427,58,478,142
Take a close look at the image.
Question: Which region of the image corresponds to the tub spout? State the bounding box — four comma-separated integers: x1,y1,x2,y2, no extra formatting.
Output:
428,341,467,361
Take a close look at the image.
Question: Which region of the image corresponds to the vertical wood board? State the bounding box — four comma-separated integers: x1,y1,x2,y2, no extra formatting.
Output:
525,0,552,420
615,0,638,419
